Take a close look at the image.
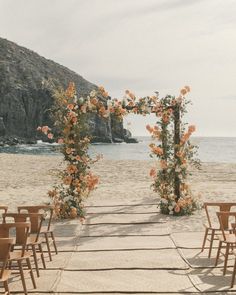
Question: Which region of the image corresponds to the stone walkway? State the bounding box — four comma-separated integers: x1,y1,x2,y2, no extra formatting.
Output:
8,198,236,294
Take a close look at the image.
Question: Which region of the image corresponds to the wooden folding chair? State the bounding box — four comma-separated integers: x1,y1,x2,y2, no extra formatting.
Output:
215,211,236,277
3,213,46,277
0,238,13,295
18,205,58,261
0,223,36,295
201,202,236,257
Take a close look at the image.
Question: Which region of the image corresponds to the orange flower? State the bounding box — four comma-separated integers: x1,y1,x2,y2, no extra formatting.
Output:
174,205,181,213
85,173,99,191
188,125,196,133
76,155,82,162
150,144,164,156
41,126,50,134
90,97,98,105
37,126,42,131
70,207,77,218
63,176,73,185
180,132,190,144
66,164,78,174
180,88,187,95
149,168,156,178
58,138,64,144
47,133,53,139
71,117,78,124
184,85,191,92
99,86,109,97
146,124,154,133
67,104,75,110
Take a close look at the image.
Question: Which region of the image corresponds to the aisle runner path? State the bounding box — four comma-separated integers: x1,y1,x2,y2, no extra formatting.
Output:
9,198,236,294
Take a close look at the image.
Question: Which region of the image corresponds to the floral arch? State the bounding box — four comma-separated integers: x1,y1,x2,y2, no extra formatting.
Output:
39,83,200,219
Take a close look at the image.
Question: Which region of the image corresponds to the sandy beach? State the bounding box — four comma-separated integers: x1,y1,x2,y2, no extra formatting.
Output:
1,153,236,293
1,153,236,232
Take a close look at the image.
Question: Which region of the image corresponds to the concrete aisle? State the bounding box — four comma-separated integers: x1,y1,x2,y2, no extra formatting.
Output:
8,198,236,294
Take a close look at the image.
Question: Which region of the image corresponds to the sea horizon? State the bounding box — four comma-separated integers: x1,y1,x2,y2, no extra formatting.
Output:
0,136,236,163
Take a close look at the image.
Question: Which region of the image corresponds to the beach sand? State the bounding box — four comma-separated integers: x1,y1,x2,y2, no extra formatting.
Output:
1,153,236,293
0,153,236,232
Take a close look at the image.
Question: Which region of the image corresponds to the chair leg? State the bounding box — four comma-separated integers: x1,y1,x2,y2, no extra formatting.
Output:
3,280,9,295
51,232,58,254
231,256,236,288
208,229,215,258
32,244,40,277
44,233,52,261
201,228,209,252
223,244,230,275
26,258,36,289
215,241,222,266
38,243,46,269
17,260,27,295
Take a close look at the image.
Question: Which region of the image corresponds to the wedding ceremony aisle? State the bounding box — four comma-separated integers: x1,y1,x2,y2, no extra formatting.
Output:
7,194,236,294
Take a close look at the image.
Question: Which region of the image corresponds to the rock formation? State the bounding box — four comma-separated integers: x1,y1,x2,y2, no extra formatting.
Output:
0,37,136,145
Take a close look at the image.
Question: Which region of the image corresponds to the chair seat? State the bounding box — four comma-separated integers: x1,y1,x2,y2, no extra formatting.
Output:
27,236,44,245
9,250,32,261
219,234,236,244
0,269,11,282
203,224,221,230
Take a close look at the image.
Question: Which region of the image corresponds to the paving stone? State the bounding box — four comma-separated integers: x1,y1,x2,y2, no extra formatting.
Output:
77,235,175,251
55,236,79,251
171,232,208,249
53,219,82,237
85,204,158,214
65,249,188,270
56,269,198,293
85,213,167,224
9,270,60,293
189,267,236,291
180,248,235,269
80,223,170,236
39,252,73,269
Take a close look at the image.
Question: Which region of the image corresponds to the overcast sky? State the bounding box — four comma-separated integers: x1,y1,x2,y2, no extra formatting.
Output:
0,0,236,136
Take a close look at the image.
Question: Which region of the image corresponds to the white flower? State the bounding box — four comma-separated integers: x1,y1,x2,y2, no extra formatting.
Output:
90,90,96,97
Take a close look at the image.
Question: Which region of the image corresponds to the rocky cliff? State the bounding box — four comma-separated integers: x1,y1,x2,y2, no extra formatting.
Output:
0,37,135,145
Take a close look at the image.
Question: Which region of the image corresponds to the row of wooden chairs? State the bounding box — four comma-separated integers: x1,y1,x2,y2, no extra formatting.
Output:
0,205,58,295
201,202,236,288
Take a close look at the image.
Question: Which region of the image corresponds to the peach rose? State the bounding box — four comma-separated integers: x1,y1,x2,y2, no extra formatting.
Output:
47,133,53,139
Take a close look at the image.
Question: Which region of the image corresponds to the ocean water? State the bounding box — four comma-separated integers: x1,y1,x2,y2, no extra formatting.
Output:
0,137,236,163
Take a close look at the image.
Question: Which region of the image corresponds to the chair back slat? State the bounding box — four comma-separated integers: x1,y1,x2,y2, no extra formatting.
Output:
204,202,236,228
217,211,236,240
3,212,44,240
18,205,54,232
0,223,30,256
0,238,13,279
